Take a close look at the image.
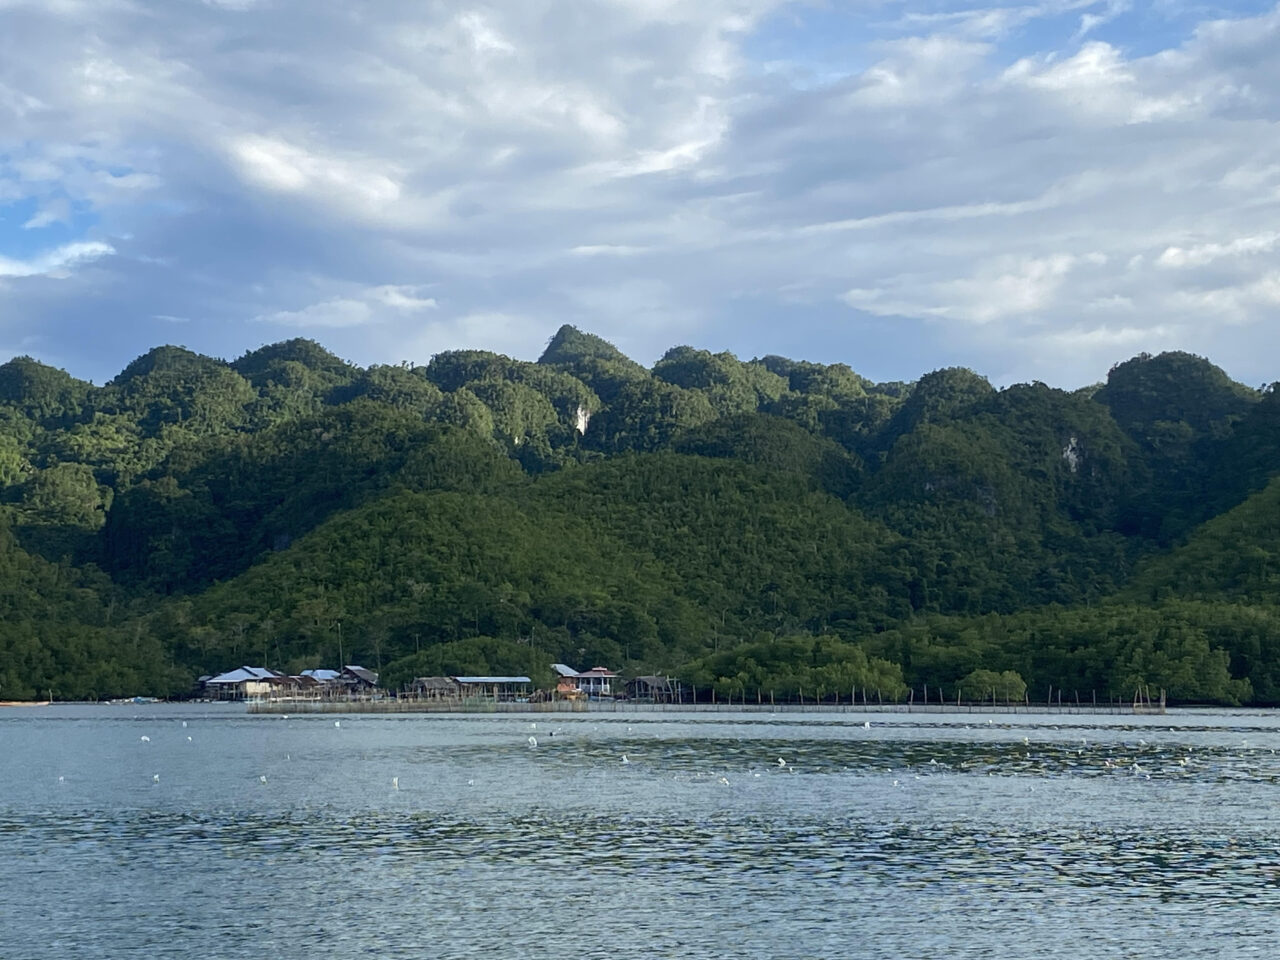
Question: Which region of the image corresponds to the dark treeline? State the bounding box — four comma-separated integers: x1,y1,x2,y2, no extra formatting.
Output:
1,326,1277,704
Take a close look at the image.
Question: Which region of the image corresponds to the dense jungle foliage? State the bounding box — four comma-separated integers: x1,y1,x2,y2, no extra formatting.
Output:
0,326,1276,704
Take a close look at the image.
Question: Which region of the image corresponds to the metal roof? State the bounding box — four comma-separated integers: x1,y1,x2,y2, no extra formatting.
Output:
551,663,580,677
301,669,341,681
413,676,459,689
207,666,280,684
453,676,532,684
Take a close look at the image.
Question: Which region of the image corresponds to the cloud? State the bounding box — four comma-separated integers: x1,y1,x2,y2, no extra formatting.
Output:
1,0,1280,389
0,240,113,278
457,12,516,55
256,299,374,329
229,136,401,210
367,285,438,311
255,283,440,331
1156,233,1280,269
21,197,70,229
569,244,647,256
1171,274,1280,322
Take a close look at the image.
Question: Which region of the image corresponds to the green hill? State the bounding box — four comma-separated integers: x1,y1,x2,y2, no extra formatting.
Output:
0,331,1275,704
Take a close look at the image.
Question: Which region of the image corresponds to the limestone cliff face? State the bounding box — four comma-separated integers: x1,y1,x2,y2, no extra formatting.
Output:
1062,436,1082,473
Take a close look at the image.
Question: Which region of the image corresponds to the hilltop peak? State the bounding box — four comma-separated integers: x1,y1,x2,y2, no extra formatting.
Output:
539,325,635,367
111,346,230,385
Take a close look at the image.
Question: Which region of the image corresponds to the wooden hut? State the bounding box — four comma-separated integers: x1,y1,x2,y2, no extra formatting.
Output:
453,676,532,702
411,676,461,700
626,675,673,703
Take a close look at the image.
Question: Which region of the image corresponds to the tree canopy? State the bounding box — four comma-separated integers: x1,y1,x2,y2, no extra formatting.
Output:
0,329,1276,704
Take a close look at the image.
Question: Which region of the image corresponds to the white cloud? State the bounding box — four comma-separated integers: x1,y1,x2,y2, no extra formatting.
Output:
255,284,441,333
1050,323,1173,349
1171,274,1280,321
256,299,375,328
1157,233,1280,268
843,253,1104,325
367,285,438,311
22,197,70,229
569,244,647,256
229,136,401,209
0,240,113,278
457,12,516,55
1,0,1280,388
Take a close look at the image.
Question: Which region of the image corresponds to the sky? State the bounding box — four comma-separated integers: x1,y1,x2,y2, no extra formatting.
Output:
1,0,1278,388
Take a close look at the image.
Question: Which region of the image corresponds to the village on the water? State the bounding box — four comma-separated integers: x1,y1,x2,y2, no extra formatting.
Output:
198,663,677,706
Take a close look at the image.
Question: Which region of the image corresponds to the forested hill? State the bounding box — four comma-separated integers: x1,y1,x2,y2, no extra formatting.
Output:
0,327,1276,705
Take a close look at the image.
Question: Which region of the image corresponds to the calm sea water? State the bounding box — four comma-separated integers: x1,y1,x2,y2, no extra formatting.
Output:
3,705,1280,959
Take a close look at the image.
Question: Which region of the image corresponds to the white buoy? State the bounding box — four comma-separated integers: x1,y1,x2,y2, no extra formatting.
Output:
181,721,187,728
140,736,150,742
392,777,399,790
527,736,537,748
863,721,871,729
334,721,341,728
621,754,629,764
259,775,267,784
58,776,64,783
152,774,159,783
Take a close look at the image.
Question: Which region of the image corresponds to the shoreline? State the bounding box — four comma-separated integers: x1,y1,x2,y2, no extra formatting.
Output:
245,700,1154,716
